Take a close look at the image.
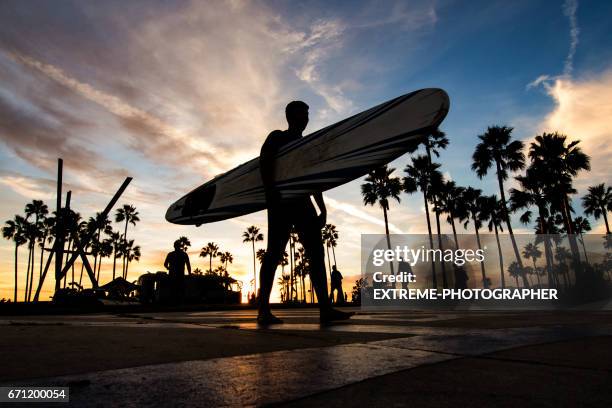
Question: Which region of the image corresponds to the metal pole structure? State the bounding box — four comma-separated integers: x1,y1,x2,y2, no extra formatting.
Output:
58,177,132,284
54,159,64,294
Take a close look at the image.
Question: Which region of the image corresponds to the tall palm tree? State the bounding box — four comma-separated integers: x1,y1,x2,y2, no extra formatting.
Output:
529,132,590,279
362,165,402,275
219,251,234,289
582,183,612,234
510,166,555,287
321,224,339,279
242,226,263,295
428,171,450,288
88,213,111,284
480,195,507,289
3,216,28,302
200,242,219,273
97,237,113,283
219,251,233,272
460,187,489,287
115,204,140,278
472,126,526,284
24,200,48,301
438,181,467,249
109,231,122,280
404,157,443,287
523,242,543,287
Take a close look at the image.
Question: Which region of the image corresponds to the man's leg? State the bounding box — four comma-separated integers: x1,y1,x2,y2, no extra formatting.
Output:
258,211,290,320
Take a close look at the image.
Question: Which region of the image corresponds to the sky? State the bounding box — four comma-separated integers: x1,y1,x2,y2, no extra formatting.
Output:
0,0,611,302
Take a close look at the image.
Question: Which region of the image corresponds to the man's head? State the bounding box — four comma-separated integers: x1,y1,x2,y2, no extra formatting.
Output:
285,101,309,133
173,240,181,250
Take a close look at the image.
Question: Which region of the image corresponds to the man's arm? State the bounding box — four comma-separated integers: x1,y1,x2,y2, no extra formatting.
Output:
314,192,327,227
164,254,170,270
260,131,282,204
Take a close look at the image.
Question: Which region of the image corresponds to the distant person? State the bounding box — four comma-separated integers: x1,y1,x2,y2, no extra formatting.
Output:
164,240,191,303
330,265,344,304
454,266,468,289
258,101,353,324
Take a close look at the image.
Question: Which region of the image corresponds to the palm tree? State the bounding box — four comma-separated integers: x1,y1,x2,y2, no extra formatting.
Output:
573,216,591,264
523,242,543,287
256,248,266,265
200,242,219,273
115,204,140,278
510,167,555,287
3,216,28,302
472,126,526,285
219,251,233,272
109,231,122,280
508,261,522,288
460,187,489,287
403,156,441,286
24,200,48,301
124,240,141,280
88,213,111,283
177,236,191,251
480,195,506,289
582,183,611,234
362,165,402,276
243,226,263,295
438,181,467,249
529,132,590,279
555,246,572,288
219,251,234,289
321,224,339,279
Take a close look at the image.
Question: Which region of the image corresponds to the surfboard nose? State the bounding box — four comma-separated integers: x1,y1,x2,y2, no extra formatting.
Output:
423,88,450,127
166,184,217,224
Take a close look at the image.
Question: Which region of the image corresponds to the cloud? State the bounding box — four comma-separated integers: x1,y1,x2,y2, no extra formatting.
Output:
326,196,405,234
0,175,53,199
538,71,612,186
526,0,579,88
562,0,579,76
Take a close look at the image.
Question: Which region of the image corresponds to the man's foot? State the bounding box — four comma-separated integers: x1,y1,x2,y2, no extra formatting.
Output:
320,308,354,323
257,312,283,325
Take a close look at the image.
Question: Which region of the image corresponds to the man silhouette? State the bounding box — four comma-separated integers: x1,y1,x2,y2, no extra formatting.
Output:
164,240,191,303
258,101,353,324
330,265,344,304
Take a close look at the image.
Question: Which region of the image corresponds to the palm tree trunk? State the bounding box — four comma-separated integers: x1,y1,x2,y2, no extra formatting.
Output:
533,258,541,287
515,276,519,288
494,224,505,289
450,215,459,249
14,244,19,302
422,191,436,288
435,208,448,288
602,209,610,234
25,242,33,301
252,241,256,296
331,245,337,267
579,234,590,265
325,244,332,279
495,162,529,288
112,246,117,280
473,214,487,287
562,195,582,284
382,206,395,276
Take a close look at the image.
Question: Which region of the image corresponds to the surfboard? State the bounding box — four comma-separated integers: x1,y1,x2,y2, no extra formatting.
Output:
166,88,449,225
